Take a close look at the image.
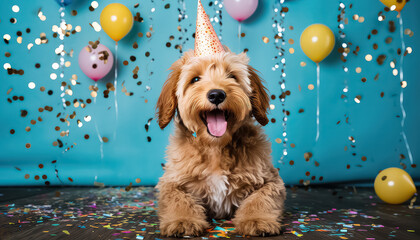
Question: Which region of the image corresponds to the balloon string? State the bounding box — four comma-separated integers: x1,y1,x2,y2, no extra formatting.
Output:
114,42,119,140
398,14,413,165
316,63,320,142
238,22,241,52
93,83,104,160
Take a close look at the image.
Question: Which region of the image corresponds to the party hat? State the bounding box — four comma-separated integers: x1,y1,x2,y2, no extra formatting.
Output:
194,0,225,57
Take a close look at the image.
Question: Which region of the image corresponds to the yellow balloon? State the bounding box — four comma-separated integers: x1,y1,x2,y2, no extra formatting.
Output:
379,0,406,12
300,24,335,63
100,3,133,42
374,167,416,204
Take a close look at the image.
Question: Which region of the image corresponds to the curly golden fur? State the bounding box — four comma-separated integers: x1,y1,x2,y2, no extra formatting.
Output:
156,48,286,237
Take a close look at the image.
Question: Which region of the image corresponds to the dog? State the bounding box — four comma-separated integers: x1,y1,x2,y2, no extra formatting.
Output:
155,48,287,237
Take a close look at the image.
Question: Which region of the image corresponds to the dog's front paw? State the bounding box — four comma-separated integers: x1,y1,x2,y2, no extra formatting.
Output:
160,217,209,237
234,218,281,236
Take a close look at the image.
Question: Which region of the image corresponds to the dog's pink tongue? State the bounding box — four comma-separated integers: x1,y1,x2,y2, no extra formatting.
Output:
206,111,227,137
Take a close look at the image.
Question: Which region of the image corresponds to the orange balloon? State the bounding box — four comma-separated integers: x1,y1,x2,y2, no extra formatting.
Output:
100,3,133,42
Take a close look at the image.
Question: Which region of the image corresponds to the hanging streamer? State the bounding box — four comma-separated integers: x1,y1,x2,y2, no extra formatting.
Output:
316,63,320,142
271,0,288,162
210,0,223,41
176,0,188,55
58,7,67,110
398,14,413,165
338,2,357,157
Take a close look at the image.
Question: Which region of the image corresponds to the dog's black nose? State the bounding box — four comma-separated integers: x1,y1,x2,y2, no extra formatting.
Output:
207,89,226,105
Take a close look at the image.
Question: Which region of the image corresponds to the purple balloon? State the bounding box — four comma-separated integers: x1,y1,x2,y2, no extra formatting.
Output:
78,43,114,82
224,0,258,22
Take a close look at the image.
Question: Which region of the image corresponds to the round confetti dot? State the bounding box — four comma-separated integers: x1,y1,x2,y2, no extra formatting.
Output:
68,177,73,182
39,164,44,169
91,1,99,8
393,69,398,76
25,143,31,148
136,178,141,183
365,54,372,61
25,127,31,132
355,67,362,73
24,174,30,179
300,61,306,67
275,138,282,144
102,137,109,143
406,47,412,54
308,84,314,90
319,176,324,181
42,175,47,180
289,48,295,54
50,73,57,80
262,36,269,43
289,160,294,165
34,175,40,180
12,5,20,12
361,156,367,161
84,134,89,139
305,171,310,176
4,63,11,70
28,82,36,89
10,129,15,134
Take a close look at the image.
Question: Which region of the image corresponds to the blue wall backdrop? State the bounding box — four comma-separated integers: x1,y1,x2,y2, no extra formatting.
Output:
1,0,419,186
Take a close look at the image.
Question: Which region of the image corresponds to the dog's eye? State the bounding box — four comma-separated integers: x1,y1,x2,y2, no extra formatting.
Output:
191,77,200,84
229,74,237,80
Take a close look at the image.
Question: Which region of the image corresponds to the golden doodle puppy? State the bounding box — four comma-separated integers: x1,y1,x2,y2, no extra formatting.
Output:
156,48,286,237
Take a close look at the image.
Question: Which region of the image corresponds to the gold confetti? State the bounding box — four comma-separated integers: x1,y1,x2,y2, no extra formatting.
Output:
262,36,269,43
308,84,314,90
300,61,306,67
355,67,362,73
365,54,372,61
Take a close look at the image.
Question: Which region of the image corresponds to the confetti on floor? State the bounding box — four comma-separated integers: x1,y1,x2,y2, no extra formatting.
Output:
0,187,419,239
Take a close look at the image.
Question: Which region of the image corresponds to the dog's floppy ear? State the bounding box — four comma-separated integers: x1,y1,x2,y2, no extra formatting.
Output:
248,66,269,126
156,60,183,129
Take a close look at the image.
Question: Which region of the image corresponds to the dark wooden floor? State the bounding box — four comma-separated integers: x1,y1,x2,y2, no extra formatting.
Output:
0,186,419,240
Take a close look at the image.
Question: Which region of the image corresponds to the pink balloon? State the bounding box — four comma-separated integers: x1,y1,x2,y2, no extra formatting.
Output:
224,0,258,22
78,43,114,82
